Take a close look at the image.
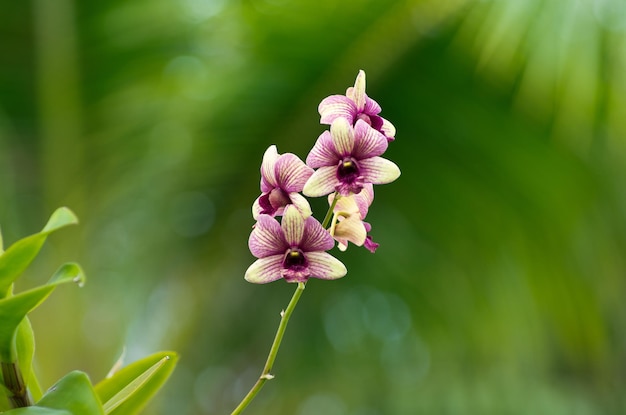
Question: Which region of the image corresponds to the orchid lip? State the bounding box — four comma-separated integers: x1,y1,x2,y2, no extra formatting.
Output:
283,248,307,268
337,157,359,181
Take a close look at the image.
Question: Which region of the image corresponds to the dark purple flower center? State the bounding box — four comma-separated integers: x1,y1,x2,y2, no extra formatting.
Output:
337,158,359,180
281,248,310,282
284,249,306,267
335,158,364,195
356,113,384,136
259,188,290,216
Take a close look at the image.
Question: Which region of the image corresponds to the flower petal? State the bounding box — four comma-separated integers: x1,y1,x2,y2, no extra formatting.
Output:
306,131,338,168
252,196,262,219
354,183,374,218
260,145,279,192
364,236,379,253
349,70,367,111
301,216,334,252
288,192,312,218
303,166,337,197
306,252,347,280
333,215,367,248
281,205,304,246
380,118,396,141
249,215,287,258
275,153,314,192
245,255,284,284
332,193,359,215
359,157,401,185
352,119,388,159
318,95,357,125
363,95,382,116
330,118,354,157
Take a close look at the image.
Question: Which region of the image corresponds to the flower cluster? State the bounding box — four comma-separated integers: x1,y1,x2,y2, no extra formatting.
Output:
245,70,400,284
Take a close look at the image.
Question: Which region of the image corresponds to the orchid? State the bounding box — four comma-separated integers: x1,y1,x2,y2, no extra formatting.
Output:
329,184,379,252
252,145,314,219
318,70,396,142
303,118,401,197
234,69,398,415
245,205,347,284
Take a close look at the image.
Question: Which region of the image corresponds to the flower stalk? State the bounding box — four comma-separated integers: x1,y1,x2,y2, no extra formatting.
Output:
230,282,305,415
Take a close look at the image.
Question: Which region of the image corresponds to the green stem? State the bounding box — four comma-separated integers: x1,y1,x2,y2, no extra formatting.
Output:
322,192,340,229
1,361,32,408
231,282,306,415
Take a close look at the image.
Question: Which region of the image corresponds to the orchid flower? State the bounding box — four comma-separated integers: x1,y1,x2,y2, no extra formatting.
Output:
235,69,399,414
245,205,347,284
318,70,396,142
303,118,400,197
252,145,314,219
329,184,379,252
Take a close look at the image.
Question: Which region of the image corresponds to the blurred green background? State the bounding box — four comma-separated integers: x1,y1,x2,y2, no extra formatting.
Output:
2,0,626,413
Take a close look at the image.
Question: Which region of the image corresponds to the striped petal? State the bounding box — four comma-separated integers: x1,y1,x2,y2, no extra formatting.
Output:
288,192,312,218
363,95,382,116
306,131,338,168
306,252,347,280
303,166,337,197
349,70,367,111
318,95,357,125
275,153,313,192
282,205,304,246
260,145,279,191
354,183,374,218
330,118,355,157
249,215,287,258
352,119,388,159
359,157,401,185
380,118,396,141
301,216,334,252
244,255,284,284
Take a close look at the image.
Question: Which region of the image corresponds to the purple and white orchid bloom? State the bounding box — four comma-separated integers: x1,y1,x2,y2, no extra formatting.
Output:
329,184,379,253
303,118,400,197
318,70,396,142
253,145,314,219
245,206,347,284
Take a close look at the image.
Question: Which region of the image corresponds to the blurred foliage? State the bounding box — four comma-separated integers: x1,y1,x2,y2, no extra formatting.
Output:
2,0,626,414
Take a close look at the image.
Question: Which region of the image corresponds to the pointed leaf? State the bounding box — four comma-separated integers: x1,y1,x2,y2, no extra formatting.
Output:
0,226,4,254
47,263,86,287
95,351,178,415
0,208,79,298
0,263,85,362
0,286,54,363
35,371,103,415
41,208,79,234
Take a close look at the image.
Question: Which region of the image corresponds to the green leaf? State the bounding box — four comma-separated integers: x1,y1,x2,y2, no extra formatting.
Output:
0,285,54,363
34,371,103,415
15,317,39,400
41,208,79,234
0,207,79,298
95,351,178,415
0,263,85,363
0,263,85,410
0,210,81,408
